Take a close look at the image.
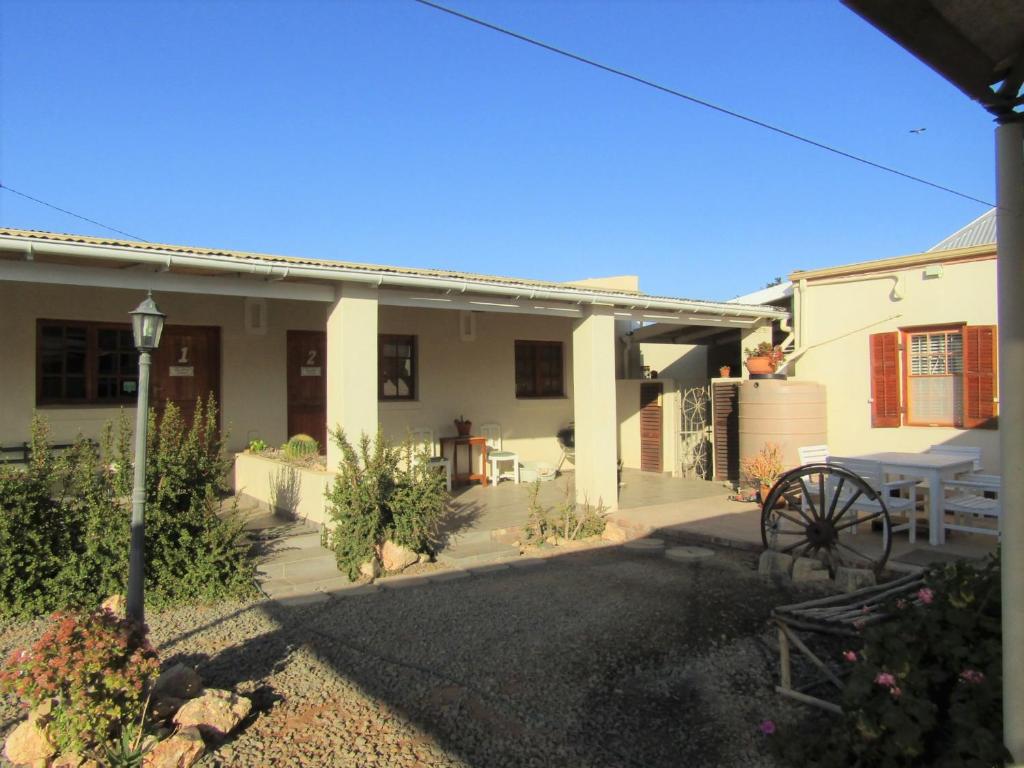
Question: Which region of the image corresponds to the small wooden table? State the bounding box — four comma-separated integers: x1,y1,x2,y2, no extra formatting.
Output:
440,435,489,487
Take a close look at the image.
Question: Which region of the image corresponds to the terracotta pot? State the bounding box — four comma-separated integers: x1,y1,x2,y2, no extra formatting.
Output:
455,420,472,436
719,365,731,378
745,356,776,375
760,484,787,509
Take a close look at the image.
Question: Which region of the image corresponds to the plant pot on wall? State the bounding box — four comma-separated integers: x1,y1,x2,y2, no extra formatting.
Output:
745,356,776,375
719,365,732,378
454,417,472,436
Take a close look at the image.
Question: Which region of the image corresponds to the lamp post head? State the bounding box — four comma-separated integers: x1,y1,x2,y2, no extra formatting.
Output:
130,291,166,352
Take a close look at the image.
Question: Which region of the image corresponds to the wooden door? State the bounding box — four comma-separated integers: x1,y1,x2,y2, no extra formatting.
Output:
287,330,327,451
712,381,740,482
640,382,663,473
151,326,221,427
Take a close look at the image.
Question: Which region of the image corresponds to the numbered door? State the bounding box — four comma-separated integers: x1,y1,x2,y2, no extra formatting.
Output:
640,382,663,473
287,330,327,451
151,326,221,427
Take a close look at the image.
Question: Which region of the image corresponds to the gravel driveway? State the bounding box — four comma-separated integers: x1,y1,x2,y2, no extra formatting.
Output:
2,544,806,767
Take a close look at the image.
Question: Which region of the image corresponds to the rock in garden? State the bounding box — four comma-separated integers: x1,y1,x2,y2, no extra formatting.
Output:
380,540,418,573
834,566,876,592
758,550,794,577
173,689,252,738
360,558,381,579
4,718,56,766
101,594,126,616
153,663,203,701
142,726,205,768
52,754,100,768
791,556,829,583
601,520,631,543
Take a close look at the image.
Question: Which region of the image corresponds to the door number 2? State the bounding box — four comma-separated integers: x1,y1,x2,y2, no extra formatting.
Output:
306,350,318,365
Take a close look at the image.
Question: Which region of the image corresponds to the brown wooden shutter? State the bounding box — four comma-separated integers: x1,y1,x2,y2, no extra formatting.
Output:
963,325,998,429
712,381,740,481
869,332,900,428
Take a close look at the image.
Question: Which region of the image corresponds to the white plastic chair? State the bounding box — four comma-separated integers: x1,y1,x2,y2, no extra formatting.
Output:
479,423,519,485
409,428,451,492
925,445,984,474
942,473,1001,539
828,458,920,545
797,444,830,466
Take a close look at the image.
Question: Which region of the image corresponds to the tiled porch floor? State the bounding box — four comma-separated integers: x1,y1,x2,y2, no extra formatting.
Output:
442,467,998,570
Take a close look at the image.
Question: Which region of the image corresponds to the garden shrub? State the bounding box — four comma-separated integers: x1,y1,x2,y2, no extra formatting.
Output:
0,394,256,618
523,482,607,544
771,553,1008,767
0,609,160,755
323,430,448,580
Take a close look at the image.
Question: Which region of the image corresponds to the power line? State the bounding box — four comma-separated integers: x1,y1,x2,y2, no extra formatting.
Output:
0,182,148,241
412,0,995,208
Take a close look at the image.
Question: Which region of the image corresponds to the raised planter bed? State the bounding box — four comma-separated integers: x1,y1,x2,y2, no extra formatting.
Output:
232,451,335,526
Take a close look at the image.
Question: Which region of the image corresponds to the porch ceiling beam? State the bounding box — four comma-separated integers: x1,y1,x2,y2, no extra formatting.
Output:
0,260,335,302
377,288,585,318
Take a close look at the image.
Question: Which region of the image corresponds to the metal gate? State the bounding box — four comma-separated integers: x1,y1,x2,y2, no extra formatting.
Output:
678,386,711,479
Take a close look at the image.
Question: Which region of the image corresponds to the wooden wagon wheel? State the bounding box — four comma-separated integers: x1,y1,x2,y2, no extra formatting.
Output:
760,463,892,576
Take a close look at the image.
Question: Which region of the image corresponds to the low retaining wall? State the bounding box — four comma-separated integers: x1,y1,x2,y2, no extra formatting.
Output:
233,452,335,526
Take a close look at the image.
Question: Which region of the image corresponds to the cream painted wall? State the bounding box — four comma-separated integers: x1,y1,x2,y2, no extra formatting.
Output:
233,451,334,526
637,343,707,388
793,256,999,470
377,307,575,467
0,281,326,452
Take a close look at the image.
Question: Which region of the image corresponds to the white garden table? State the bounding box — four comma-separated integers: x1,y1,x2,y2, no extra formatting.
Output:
830,452,976,546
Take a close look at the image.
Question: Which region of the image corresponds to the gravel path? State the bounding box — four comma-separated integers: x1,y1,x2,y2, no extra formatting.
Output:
2,544,811,767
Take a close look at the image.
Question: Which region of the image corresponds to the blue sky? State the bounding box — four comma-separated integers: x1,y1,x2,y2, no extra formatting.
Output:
0,0,995,301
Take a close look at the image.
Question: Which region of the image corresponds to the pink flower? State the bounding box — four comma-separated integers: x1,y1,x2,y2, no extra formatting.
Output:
890,686,902,699
896,599,907,610
960,669,985,684
843,651,858,663
917,587,935,605
853,619,866,630
758,719,776,735
874,672,896,688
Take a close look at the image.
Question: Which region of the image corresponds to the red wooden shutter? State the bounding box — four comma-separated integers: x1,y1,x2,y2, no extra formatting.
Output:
963,325,998,429
869,332,900,427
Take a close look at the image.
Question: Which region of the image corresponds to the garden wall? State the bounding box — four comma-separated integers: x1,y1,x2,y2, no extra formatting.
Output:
233,452,334,526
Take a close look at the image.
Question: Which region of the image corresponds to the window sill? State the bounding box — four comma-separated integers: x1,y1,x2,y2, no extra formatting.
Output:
379,400,422,411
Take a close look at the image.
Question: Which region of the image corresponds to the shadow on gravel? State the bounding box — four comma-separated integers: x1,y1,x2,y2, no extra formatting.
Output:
179,542,807,768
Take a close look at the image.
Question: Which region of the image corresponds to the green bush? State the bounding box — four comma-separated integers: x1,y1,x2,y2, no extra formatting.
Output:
283,433,319,460
523,482,607,545
771,553,1008,767
322,430,449,580
0,395,256,618
0,609,160,755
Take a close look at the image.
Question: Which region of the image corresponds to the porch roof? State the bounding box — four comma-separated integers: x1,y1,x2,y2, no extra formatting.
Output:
0,227,788,328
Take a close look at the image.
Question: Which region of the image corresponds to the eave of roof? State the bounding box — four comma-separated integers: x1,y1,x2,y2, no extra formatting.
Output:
790,242,995,283
0,227,788,320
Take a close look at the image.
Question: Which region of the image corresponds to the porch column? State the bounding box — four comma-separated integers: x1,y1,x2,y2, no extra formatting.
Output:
326,283,378,469
739,321,773,379
996,118,1024,763
572,307,619,511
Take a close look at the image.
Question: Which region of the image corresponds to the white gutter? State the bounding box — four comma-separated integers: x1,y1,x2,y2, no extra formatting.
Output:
0,234,788,322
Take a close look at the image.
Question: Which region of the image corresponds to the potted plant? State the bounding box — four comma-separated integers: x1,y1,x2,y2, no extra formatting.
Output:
718,365,731,378
741,442,785,506
454,415,472,436
744,341,784,375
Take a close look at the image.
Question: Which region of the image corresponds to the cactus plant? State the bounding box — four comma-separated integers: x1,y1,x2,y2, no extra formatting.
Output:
283,434,319,460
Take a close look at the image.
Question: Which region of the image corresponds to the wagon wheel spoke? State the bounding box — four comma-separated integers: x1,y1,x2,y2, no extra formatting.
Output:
797,478,820,520
770,509,809,529
830,488,864,528
780,535,814,555
781,489,804,510
826,476,845,521
836,540,878,566
833,510,884,534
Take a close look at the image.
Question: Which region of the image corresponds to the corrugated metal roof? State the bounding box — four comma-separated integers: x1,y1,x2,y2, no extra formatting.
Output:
927,208,996,252
0,227,785,316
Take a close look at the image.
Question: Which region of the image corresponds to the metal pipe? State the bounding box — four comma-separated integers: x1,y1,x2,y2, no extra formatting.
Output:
126,349,152,624
0,235,788,321
997,118,1024,763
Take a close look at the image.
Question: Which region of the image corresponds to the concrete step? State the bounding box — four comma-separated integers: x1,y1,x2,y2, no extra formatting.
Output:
257,551,338,582
436,539,520,567
259,573,353,599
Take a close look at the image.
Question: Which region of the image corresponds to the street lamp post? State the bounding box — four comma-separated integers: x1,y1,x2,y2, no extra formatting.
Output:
127,291,165,624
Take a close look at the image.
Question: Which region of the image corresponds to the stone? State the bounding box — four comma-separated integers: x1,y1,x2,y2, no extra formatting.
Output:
791,557,829,583
758,550,794,577
173,689,252,738
380,540,418,573
101,594,126,617
153,663,203,702
4,719,56,766
142,726,205,768
665,546,715,562
360,558,381,579
834,566,877,593
601,520,631,543
52,754,100,768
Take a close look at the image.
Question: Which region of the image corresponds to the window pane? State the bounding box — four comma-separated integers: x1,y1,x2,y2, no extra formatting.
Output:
98,329,117,349
65,377,86,399
41,377,62,399
97,378,116,399
41,354,63,375
98,351,116,374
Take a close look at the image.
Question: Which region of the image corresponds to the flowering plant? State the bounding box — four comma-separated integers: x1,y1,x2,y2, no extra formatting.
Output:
744,341,784,368
770,554,1008,767
0,609,160,754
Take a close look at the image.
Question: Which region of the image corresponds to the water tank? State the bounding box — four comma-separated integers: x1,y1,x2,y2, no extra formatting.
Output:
739,379,827,472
